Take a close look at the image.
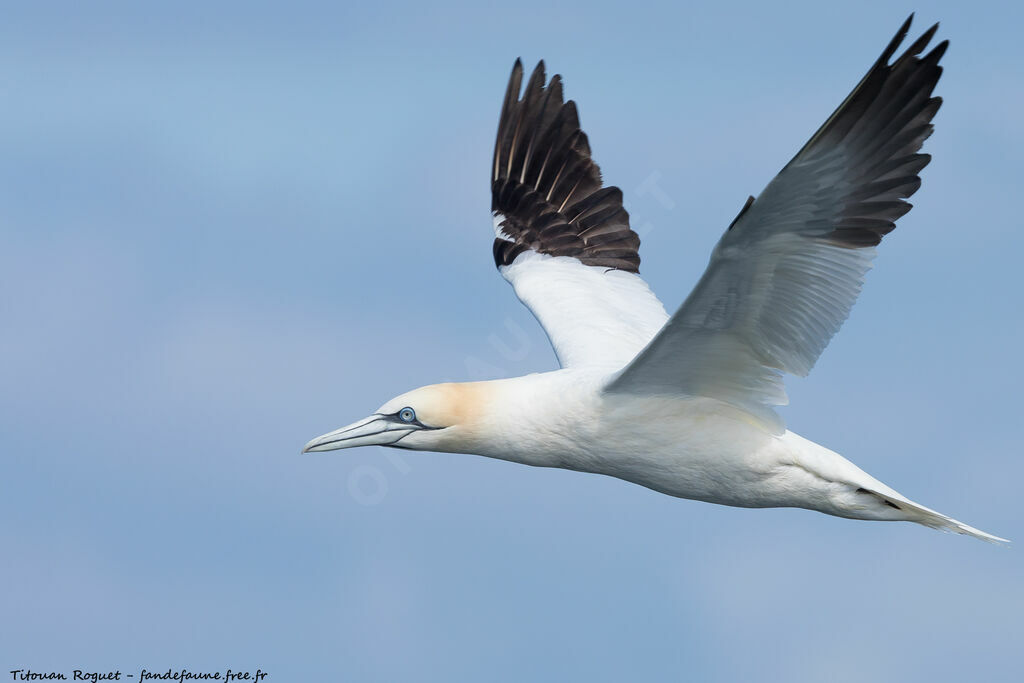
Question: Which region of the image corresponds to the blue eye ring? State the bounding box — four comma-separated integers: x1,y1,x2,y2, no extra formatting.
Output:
398,407,416,423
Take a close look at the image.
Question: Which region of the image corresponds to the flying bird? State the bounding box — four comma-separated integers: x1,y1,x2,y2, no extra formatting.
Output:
305,16,1006,543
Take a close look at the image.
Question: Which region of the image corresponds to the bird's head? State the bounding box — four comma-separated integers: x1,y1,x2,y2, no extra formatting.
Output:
302,382,488,454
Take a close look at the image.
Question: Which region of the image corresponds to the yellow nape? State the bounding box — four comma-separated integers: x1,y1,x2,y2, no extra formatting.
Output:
380,381,495,429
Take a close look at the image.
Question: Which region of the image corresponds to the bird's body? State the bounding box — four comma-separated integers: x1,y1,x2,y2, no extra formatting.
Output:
305,16,1006,543
385,366,995,539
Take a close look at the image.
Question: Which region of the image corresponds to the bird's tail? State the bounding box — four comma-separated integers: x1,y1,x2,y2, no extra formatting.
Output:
867,488,1009,544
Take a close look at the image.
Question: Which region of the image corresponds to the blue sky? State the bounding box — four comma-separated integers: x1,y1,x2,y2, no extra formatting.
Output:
2,1,1022,681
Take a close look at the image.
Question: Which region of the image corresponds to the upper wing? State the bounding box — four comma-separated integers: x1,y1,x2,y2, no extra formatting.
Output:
608,16,947,431
492,60,668,369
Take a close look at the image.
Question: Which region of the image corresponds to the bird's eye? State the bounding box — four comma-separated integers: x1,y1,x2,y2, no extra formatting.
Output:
398,407,416,423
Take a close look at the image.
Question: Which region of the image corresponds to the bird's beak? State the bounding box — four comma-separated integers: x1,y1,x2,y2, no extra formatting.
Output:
302,415,416,453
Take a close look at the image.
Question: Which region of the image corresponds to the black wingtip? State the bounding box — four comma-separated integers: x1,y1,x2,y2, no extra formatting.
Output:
509,58,524,85
491,59,640,272
881,14,915,64
906,22,940,56
926,39,950,63
508,59,524,92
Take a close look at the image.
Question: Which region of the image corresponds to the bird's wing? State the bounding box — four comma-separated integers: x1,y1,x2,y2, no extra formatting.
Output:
491,60,669,369
607,16,946,432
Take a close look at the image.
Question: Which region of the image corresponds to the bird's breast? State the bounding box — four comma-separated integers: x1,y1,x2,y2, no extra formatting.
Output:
479,381,788,506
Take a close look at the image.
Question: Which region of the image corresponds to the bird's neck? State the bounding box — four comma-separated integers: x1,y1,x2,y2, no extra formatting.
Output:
436,371,604,468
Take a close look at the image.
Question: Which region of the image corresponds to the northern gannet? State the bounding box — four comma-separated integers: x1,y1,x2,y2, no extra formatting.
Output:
304,16,1006,543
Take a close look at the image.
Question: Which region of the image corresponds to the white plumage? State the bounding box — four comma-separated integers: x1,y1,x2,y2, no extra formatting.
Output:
497,247,668,370
304,16,1006,544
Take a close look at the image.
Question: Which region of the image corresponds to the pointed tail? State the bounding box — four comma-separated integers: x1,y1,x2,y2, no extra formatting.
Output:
868,489,1009,544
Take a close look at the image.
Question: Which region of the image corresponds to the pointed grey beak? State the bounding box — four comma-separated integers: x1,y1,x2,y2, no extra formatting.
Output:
302,415,416,453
